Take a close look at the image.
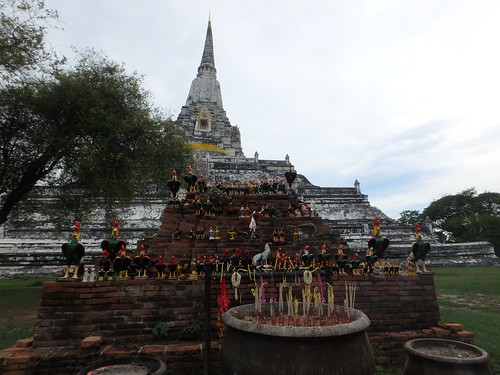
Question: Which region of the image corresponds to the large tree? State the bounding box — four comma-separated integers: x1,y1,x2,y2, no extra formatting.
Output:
0,1,192,226
0,51,192,226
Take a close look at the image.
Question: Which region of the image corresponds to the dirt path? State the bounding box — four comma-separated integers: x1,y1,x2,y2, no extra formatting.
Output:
438,293,500,312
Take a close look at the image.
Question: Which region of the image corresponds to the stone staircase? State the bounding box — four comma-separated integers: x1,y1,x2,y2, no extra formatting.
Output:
149,192,341,262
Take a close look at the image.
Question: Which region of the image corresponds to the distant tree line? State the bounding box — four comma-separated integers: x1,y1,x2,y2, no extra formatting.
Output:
399,188,500,255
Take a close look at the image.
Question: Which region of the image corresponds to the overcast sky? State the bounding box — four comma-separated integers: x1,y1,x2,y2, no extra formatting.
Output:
44,0,500,219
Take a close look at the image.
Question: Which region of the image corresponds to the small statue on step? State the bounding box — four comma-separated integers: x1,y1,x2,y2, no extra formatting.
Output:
253,241,272,269
227,228,236,241
272,228,279,242
409,224,431,273
154,255,166,278
113,245,131,278
184,165,198,192
285,163,297,191
300,245,314,269
368,217,390,271
197,174,207,193
317,244,331,268
249,211,257,234
98,250,114,280
203,197,214,216
348,253,361,275
134,245,151,278
101,218,126,261
334,245,347,274
172,225,182,240
61,221,85,279
167,170,181,206
167,256,179,279
193,194,202,215
279,228,285,242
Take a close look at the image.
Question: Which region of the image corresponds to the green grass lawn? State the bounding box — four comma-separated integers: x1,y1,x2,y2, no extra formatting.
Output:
433,267,500,375
0,278,49,350
1,269,499,374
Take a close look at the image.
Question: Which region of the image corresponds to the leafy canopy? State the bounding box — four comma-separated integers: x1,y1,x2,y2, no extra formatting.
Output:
0,0,192,226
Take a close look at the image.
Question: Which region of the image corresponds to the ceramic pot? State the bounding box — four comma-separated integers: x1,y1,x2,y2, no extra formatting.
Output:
404,338,490,375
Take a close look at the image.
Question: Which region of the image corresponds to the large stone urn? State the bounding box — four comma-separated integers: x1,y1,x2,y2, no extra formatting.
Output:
221,303,375,375
404,338,490,375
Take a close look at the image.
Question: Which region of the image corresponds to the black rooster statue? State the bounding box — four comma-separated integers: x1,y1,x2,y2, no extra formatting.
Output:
367,217,390,271
284,164,297,191
410,224,431,273
101,218,126,261
61,221,85,279
317,244,331,268
134,244,151,278
184,165,198,192
167,170,181,204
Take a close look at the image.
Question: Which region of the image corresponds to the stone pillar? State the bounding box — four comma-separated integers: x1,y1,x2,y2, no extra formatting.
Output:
354,179,361,194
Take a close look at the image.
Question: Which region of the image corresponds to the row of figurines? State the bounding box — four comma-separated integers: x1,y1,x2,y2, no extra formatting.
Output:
171,168,296,196
170,225,309,242
89,243,417,281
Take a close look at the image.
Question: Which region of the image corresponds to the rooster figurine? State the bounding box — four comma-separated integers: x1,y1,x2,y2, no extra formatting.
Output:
167,170,181,206
410,224,431,273
61,221,85,279
300,245,314,269
368,217,390,270
184,165,198,192
101,218,126,261
334,245,347,274
284,163,297,191
134,245,151,278
317,244,331,268
154,256,167,278
113,245,131,278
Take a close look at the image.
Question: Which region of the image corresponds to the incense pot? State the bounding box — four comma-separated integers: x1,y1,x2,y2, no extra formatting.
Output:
221,303,375,375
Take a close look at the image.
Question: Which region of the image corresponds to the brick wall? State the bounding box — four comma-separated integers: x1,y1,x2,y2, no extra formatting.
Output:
1,271,476,374
33,274,440,349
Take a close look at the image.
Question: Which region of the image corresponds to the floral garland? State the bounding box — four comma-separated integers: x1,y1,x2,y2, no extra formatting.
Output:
216,277,230,341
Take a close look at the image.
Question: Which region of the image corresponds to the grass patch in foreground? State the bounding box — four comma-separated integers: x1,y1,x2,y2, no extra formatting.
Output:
0,278,50,350
434,267,500,375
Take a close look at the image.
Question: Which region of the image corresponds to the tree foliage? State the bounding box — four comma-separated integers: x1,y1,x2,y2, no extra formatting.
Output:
398,210,423,225
0,1,192,226
421,188,500,246
0,0,63,81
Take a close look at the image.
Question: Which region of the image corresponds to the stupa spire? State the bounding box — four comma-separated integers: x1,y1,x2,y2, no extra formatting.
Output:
176,17,244,158
198,18,216,74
